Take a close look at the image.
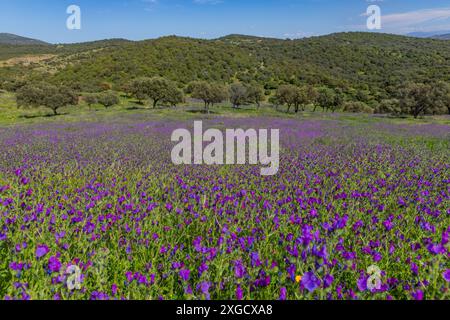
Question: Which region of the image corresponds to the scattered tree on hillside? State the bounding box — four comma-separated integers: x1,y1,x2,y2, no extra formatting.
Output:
1,79,27,93
317,88,343,113
84,94,98,110
269,95,281,111
129,78,149,104
188,81,210,109
162,85,184,107
130,77,179,108
209,84,228,108
375,99,401,115
293,86,314,113
342,101,373,114
430,81,450,115
305,86,319,111
245,84,265,108
229,83,248,109
275,85,297,113
275,85,316,113
316,88,335,112
16,83,78,116
189,81,228,113
396,83,446,118
97,92,120,109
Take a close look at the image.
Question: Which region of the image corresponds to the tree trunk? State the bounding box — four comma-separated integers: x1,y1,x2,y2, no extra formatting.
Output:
153,100,158,109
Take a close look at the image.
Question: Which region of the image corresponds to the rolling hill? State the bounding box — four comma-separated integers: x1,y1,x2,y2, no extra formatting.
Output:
1,32,449,104
0,33,49,45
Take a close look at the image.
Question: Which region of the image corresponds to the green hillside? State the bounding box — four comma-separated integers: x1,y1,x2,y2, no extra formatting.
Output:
0,33,49,46
1,32,449,104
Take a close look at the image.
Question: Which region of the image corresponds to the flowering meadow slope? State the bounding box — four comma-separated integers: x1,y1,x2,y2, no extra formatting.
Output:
0,118,449,300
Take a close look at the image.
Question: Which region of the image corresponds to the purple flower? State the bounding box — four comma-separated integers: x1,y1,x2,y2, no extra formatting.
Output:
279,287,287,300
48,256,61,273
427,243,444,255
410,263,419,276
234,260,246,279
323,274,334,288
172,262,184,270
302,272,321,293
125,271,134,283
373,252,382,262
412,290,424,301
198,262,208,276
443,269,450,282
35,244,49,259
111,284,118,296
197,281,211,300
179,269,190,282
357,275,368,292
185,284,193,295
383,220,393,231
250,252,262,267
236,285,243,300
91,291,109,300
9,262,24,271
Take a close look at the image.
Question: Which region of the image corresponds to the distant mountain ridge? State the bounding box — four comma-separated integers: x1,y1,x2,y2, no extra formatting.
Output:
0,33,49,45
407,31,450,39
431,33,450,40
2,31,450,46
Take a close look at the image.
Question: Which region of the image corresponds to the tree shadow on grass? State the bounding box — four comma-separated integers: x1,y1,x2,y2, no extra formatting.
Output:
129,100,146,105
19,113,67,119
125,106,144,111
186,109,219,115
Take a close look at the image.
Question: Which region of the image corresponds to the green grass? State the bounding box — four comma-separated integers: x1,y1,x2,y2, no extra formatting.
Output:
1,91,449,127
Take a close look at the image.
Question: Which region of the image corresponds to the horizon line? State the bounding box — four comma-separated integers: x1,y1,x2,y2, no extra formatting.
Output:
2,30,449,45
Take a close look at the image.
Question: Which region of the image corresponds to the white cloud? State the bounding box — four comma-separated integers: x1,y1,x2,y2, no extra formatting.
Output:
382,7,450,26
283,31,315,39
356,7,450,34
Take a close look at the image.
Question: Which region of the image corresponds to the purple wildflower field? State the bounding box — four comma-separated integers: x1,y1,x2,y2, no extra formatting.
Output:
0,117,449,300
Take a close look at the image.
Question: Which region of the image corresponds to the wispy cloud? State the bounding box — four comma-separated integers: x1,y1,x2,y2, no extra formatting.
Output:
141,0,159,12
283,31,315,39
357,7,450,34
382,7,450,26
193,0,224,5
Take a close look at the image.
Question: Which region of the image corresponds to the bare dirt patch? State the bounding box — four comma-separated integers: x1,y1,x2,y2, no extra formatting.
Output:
0,54,56,67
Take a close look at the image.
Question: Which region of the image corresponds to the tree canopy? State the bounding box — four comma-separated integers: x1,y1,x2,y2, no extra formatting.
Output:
16,83,78,115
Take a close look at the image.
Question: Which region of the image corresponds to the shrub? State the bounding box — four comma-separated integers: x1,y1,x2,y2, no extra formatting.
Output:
342,101,374,114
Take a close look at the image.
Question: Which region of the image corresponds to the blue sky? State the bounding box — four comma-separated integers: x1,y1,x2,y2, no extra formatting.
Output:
1,0,450,43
